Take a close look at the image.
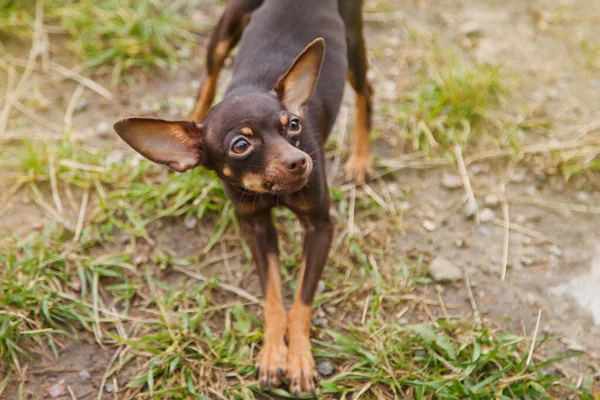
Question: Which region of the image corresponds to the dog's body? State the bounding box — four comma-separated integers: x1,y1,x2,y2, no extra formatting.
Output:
114,0,372,395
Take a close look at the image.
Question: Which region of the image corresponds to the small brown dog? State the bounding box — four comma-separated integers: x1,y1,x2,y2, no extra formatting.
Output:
113,0,372,395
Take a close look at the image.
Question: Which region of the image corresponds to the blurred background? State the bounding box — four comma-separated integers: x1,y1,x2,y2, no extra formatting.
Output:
0,0,599,398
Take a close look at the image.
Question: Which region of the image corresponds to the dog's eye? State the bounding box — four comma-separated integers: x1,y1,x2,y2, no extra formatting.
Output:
289,117,301,134
231,138,250,154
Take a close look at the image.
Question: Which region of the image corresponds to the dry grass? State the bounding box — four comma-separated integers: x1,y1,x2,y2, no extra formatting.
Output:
1,0,599,399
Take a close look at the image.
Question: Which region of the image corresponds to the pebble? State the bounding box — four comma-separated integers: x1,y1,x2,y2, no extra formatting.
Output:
524,293,538,306
399,202,410,212
422,220,437,232
459,21,481,36
104,383,114,393
470,164,489,175
312,318,328,328
479,208,496,223
47,380,67,398
316,280,326,295
317,361,335,376
442,174,462,190
75,97,89,112
525,186,536,196
520,256,534,267
184,215,198,230
510,171,526,183
95,121,112,137
478,226,491,237
79,370,91,380
464,199,479,218
577,191,590,202
484,194,501,208
548,245,562,257
455,238,467,248
428,256,462,282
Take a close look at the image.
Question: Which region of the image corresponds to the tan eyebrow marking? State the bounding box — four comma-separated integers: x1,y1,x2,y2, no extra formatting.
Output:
280,114,289,126
241,126,253,135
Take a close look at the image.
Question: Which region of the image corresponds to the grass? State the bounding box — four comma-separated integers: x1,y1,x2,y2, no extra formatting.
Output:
0,193,595,397
1,0,599,398
0,0,203,85
396,50,506,157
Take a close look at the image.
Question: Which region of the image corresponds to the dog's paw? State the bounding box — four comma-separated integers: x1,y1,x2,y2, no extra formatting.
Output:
256,337,288,391
286,337,319,398
344,153,373,182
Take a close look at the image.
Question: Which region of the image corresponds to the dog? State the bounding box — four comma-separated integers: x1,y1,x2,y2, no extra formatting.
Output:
113,0,372,395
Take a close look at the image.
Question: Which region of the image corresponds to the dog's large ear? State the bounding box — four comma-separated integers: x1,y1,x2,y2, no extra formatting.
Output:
274,38,325,117
113,118,205,172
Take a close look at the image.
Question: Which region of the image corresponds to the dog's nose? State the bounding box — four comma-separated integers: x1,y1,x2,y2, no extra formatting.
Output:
283,153,308,174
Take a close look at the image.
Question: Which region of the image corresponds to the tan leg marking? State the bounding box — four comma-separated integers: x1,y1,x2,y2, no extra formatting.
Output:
190,40,231,122
286,260,318,396
256,253,288,389
344,92,373,182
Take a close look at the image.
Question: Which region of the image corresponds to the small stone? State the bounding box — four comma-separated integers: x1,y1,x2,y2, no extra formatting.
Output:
75,97,89,112
399,202,410,212
524,293,538,306
479,208,496,223
576,191,590,202
96,121,111,136
459,21,481,36
177,47,191,59
428,256,462,282
515,214,526,224
316,280,326,295
510,171,526,183
525,186,536,196
79,370,91,380
422,220,437,232
548,245,562,257
455,238,467,248
312,318,328,328
520,256,534,266
484,194,501,208
325,306,336,314
184,215,197,230
478,226,492,237
46,380,67,398
104,383,114,393
442,174,462,190
470,164,489,175
317,361,335,376
464,199,479,218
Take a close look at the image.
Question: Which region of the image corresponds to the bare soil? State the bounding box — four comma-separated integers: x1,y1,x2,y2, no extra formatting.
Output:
1,0,600,398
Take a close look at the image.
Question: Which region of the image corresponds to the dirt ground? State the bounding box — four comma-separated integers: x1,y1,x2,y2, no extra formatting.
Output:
1,0,600,398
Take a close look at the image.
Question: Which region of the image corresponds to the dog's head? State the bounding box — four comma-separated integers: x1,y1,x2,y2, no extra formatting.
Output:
113,38,325,195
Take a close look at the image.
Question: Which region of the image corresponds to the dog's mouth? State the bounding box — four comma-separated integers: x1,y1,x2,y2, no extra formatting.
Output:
262,177,309,194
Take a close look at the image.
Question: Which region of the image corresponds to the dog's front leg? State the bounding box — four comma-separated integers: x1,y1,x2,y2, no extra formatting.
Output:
239,210,288,390
287,210,334,396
